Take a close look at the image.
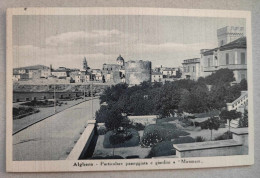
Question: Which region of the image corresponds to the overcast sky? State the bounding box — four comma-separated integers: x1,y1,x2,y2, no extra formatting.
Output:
13,15,246,69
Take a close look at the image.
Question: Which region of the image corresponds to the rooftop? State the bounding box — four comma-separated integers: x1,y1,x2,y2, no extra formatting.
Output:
14,65,49,70
202,37,246,56
182,58,200,64
152,72,163,75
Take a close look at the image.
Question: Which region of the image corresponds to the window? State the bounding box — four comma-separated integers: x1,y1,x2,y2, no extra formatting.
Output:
221,40,224,46
226,53,229,65
184,67,186,73
187,66,190,72
193,66,195,72
208,58,210,67
241,53,246,64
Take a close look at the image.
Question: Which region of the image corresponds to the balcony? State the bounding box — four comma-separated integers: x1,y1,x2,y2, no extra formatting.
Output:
204,64,247,72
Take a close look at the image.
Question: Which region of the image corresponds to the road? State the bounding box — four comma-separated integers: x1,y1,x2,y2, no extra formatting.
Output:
13,98,100,161
13,97,92,134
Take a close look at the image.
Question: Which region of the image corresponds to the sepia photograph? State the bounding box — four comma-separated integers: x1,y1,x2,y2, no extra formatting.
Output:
6,7,254,172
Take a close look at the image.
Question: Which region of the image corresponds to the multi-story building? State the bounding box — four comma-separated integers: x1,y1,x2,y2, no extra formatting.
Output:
151,72,163,82
182,58,201,80
201,26,246,83
51,67,70,78
13,65,51,81
102,55,126,84
162,68,177,78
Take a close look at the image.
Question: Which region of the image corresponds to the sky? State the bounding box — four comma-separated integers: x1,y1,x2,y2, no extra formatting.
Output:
12,15,246,69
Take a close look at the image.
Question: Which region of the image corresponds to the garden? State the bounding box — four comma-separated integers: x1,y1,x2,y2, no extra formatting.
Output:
92,68,249,159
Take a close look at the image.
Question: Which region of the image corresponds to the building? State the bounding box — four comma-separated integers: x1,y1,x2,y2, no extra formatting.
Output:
102,55,126,84
13,65,51,81
51,67,70,78
162,68,177,78
182,58,201,80
91,69,102,81
201,26,246,83
125,60,152,85
217,26,245,47
102,63,124,83
151,72,163,82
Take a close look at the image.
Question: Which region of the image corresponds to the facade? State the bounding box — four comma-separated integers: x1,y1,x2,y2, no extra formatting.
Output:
102,55,126,84
182,58,201,80
125,60,152,85
151,72,163,82
13,65,51,81
162,68,177,78
201,37,247,83
102,63,124,83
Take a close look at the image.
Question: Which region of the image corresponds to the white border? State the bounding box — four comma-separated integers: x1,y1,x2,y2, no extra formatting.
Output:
6,7,254,172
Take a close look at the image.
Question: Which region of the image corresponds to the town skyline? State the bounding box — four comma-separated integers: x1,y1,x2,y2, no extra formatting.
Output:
13,15,245,69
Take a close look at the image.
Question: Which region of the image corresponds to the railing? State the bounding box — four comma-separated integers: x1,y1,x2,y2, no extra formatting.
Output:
227,91,248,111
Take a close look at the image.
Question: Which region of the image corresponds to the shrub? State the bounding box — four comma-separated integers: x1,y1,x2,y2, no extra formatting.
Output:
147,136,195,158
109,132,133,145
141,129,163,147
214,131,232,141
178,117,194,127
147,141,175,158
103,128,140,148
97,126,107,135
13,106,40,119
141,123,190,147
195,136,206,142
128,123,145,131
239,110,248,128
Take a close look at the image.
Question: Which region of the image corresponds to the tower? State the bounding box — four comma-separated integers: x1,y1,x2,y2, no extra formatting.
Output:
217,26,244,47
83,57,88,70
116,55,125,66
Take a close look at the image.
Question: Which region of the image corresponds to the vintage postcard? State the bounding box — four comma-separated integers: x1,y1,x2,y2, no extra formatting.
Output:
6,7,254,172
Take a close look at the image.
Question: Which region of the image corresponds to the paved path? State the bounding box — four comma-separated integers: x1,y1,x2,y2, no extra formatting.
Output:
13,97,95,134
13,98,100,161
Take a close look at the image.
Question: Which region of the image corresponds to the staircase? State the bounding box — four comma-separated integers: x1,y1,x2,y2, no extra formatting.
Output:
227,91,248,111
226,91,248,128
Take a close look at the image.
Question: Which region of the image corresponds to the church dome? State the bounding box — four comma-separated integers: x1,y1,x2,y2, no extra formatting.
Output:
116,55,125,65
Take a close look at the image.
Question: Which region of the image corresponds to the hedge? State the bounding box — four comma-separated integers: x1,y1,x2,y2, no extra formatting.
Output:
147,136,195,158
141,123,190,147
103,128,140,148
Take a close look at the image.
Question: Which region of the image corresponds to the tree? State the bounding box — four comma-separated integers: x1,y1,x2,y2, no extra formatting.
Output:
219,110,242,132
155,83,181,118
201,116,221,141
95,105,124,131
205,68,235,85
178,84,209,113
239,79,248,91
239,110,248,128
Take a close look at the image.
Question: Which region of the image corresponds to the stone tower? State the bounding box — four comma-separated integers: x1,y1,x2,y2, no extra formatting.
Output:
83,57,88,70
217,26,244,47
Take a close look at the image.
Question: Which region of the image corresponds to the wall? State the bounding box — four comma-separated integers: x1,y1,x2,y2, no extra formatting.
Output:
174,129,248,158
66,120,96,160
176,144,243,158
125,60,151,85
